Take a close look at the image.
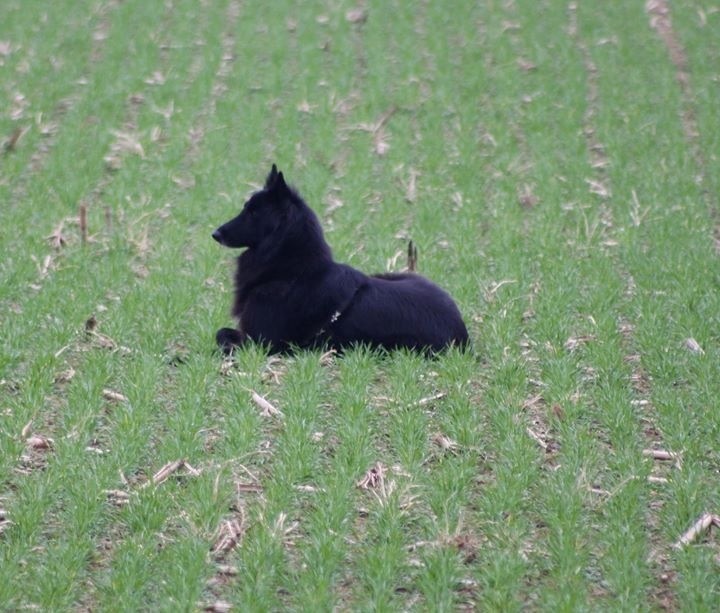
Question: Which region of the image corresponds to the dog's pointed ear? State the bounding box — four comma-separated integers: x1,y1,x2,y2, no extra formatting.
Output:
265,163,279,189
275,171,287,191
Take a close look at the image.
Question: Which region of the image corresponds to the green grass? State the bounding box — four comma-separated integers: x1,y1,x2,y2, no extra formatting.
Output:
2,0,720,609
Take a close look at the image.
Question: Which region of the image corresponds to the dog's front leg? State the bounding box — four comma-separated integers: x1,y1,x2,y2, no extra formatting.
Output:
216,327,246,355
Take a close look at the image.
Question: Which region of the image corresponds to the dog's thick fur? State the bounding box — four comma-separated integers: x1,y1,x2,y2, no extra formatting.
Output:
212,165,469,354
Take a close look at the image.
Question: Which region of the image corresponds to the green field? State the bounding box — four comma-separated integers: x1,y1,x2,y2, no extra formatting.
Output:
2,0,719,610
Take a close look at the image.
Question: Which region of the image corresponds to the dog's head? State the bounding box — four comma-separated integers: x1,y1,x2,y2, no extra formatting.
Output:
212,164,293,249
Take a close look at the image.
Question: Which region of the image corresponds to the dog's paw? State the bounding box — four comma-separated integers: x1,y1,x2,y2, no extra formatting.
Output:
216,328,245,355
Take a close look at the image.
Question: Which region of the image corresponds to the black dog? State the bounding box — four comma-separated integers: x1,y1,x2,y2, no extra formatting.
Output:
212,165,469,354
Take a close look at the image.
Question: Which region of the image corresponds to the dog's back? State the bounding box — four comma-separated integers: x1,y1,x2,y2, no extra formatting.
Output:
328,271,469,352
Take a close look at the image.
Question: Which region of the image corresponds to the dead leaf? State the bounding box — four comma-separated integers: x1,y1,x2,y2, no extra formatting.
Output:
373,130,390,156
585,178,611,198
324,193,344,214
26,434,54,450
297,100,314,114
104,154,122,170
10,93,27,120
271,511,299,540
153,101,174,120
518,184,539,208
102,389,127,403
93,25,109,42
31,254,54,278
564,335,595,352
432,432,459,453
522,394,544,411
91,332,118,351
517,58,537,71
54,368,76,384
684,337,704,355
46,220,68,249
104,129,145,169
346,9,368,23
37,121,58,137
357,462,386,489
212,514,246,555
128,92,145,105
318,350,336,366
132,263,149,279
104,489,131,506
526,427,549,451
144,71,165,86
295,484,320,493
204,601,232,613
172,174,195,190
110,130,145,156
21,420,33,438
451,191,464,210
220,358,235,377
453,533,480,564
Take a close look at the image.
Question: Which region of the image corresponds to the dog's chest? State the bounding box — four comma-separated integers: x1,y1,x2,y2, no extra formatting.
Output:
233,278,294,318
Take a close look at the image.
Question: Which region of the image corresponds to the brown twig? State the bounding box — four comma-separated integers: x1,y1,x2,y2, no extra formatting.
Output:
407,240,418,272
412,392,447,407
526,427,549,451
212,512,246,555
643,448,682,469
3,126,25,153
373,106,398,134
643,449,677,461
104,205,113,235
673,513,720,549
236,482,263,494
251,391,283,417
79,203,88,245
142,459,201,488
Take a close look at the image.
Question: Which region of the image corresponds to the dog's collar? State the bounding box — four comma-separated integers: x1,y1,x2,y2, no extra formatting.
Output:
313,283,363,343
